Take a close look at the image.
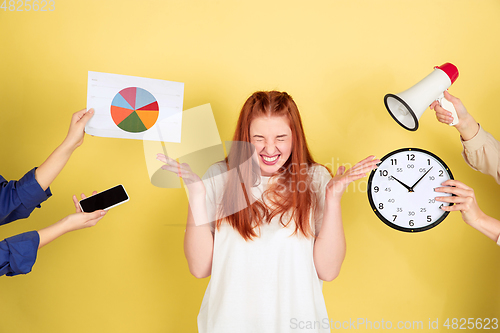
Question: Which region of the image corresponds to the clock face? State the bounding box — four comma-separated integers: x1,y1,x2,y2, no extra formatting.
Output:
367,148,454,232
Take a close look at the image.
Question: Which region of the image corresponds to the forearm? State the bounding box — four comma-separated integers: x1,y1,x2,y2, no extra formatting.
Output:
455,114,479,142
37,219,70,249
468,213,500,243
313,199,346,282
35,141,75,191
460,125,500,183
183,194,214,278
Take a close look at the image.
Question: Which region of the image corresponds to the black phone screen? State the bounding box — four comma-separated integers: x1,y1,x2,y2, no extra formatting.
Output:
79,185,129,212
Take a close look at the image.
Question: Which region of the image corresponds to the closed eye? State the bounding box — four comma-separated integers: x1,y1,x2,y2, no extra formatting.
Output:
276,135,288,142
253,135,265,142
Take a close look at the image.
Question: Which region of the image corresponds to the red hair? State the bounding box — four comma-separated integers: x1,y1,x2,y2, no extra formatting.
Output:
217,91,326,240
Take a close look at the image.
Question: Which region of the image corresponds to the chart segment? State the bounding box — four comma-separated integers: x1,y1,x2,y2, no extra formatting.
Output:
110,87,159,133
119,87,137,110
110,106,134,124
138,101,159,111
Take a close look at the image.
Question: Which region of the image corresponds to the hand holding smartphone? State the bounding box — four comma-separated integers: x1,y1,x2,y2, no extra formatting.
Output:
79,185,129,213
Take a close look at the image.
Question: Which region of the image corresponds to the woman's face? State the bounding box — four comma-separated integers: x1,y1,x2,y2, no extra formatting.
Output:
249,115,293,176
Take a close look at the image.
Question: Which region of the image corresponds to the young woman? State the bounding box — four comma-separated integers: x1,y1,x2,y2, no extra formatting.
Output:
158,91,378,332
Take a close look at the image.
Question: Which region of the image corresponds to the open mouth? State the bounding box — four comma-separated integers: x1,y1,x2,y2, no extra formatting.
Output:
260,154,280,166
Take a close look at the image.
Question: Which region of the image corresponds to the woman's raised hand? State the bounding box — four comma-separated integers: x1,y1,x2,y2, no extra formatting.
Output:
156,154,206,196
326,155,379,200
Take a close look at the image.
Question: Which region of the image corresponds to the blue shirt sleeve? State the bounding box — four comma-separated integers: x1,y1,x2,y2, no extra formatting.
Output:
0,230,39,276
0,168,52,226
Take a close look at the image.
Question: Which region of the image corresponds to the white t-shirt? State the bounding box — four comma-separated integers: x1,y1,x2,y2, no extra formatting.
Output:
197,162,333,333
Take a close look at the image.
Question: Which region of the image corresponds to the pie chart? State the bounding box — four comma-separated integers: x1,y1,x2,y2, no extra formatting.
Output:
110,87,159,133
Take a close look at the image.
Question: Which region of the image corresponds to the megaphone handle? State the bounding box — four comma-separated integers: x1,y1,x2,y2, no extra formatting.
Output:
437,92,459,126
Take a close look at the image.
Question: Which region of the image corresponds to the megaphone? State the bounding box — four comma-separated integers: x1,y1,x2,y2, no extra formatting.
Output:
384,63,459,131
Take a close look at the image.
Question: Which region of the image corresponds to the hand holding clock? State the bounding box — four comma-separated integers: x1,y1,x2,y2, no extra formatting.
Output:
435,180,482,224
435,179,500,242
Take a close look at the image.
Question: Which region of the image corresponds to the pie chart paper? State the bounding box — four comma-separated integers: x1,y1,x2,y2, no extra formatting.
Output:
86,71,184,142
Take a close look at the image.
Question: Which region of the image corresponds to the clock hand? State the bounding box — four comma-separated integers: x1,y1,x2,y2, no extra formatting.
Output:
389,175,413,192
409,166,434,191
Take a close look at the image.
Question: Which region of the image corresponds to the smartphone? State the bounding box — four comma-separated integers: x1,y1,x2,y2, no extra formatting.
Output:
79,185,129,213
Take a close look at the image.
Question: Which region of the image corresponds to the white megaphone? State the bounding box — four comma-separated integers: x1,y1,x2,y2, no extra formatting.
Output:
384,63,459,131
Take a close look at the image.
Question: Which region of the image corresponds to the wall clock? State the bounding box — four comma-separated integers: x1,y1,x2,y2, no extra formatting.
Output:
367,148,454,232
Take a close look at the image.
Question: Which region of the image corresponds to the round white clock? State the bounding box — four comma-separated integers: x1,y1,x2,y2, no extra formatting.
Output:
367,148,454,232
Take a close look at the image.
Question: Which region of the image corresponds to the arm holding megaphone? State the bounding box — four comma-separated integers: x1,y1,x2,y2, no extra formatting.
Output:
430,91,480,141
431,91,500,184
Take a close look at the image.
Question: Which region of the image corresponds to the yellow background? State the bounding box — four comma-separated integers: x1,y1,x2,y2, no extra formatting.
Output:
1,0,499,332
